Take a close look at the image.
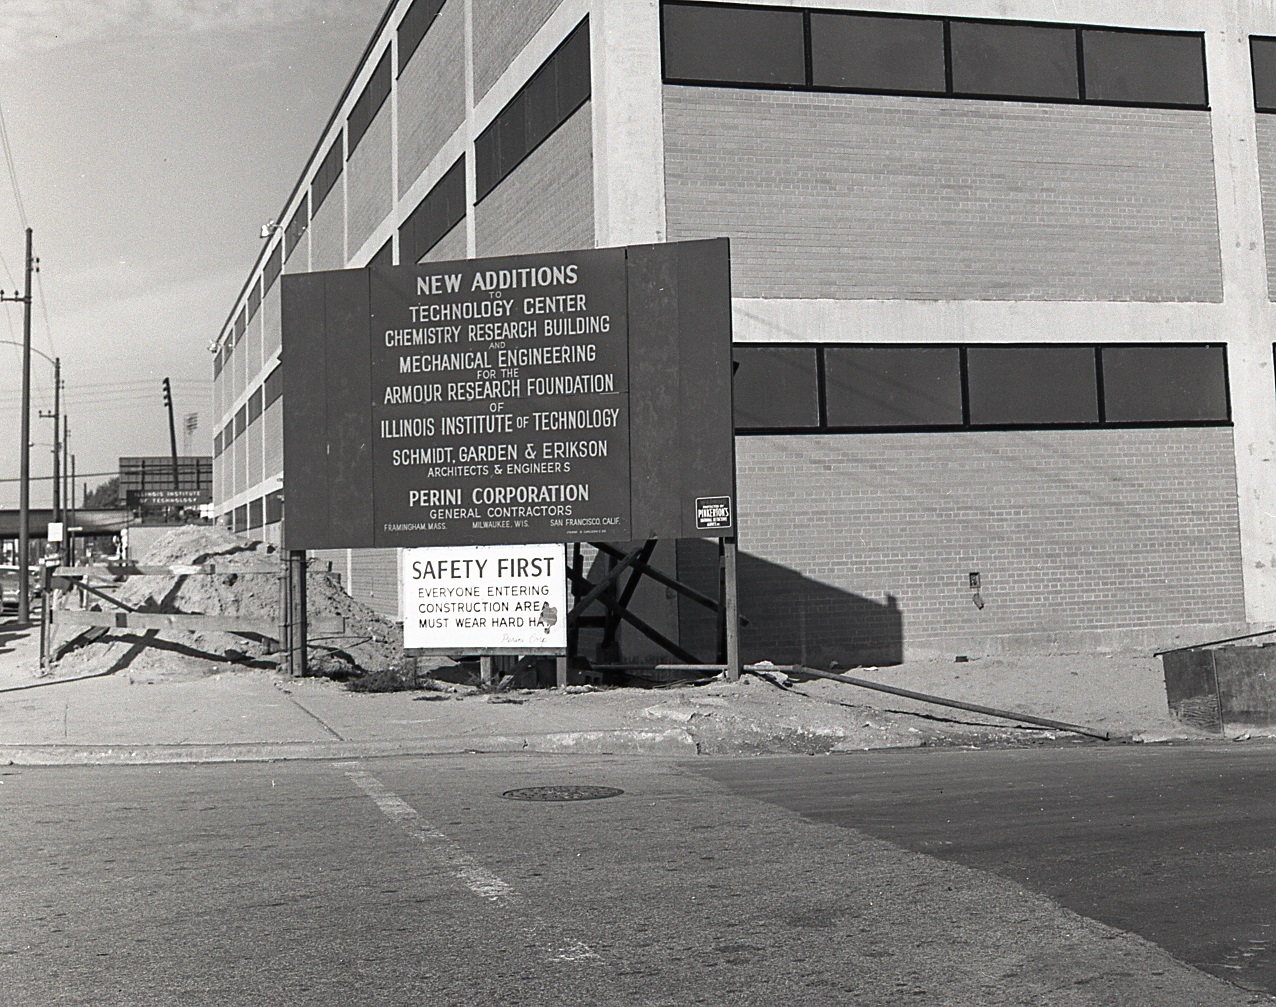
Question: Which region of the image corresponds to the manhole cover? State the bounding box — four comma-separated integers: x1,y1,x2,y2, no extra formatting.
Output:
501,785,624,802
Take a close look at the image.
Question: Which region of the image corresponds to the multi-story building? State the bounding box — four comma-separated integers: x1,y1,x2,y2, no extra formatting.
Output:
212,0,1276,664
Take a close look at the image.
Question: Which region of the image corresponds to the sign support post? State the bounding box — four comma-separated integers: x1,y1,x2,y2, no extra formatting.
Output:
723,537,741,682
284,550,307,676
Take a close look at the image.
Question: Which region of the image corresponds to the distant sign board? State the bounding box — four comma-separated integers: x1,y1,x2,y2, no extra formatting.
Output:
282,239,735,550
402,543,567,654
118,457,212,508
127,490,207,507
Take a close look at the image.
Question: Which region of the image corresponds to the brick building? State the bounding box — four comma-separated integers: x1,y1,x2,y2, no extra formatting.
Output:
211,0,1276,664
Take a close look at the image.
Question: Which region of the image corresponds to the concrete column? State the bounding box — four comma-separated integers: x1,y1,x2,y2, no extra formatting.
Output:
1208,4,1276,623
590,0,666,247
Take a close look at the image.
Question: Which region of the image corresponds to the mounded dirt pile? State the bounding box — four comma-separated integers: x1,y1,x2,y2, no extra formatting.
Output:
50,526,410,682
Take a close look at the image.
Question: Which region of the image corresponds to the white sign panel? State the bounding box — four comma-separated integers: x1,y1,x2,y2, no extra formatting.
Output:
47,522,64,544
403,543,567,653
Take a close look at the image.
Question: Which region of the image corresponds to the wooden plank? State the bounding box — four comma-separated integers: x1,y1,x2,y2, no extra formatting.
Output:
51,612,345,636
625,238,735,539
57,564,280,578
281,271,334,549
325,269,376,548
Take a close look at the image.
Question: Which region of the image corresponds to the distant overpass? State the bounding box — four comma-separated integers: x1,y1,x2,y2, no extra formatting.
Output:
0,509,131,539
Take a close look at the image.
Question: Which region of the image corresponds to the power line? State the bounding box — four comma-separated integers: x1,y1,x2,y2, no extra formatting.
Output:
0,96,26,229
34,271,55,359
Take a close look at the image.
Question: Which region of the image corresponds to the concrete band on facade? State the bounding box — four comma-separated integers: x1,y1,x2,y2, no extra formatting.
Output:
212,0,1276,661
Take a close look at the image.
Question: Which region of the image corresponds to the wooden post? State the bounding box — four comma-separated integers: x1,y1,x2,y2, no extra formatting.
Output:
723,537,741,682
38,561,49,674
277,556,289,661
287,550,307,676
555,655,568,688
480,655,494,687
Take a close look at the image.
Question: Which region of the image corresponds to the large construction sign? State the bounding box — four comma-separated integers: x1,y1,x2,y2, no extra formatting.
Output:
281,238,734,550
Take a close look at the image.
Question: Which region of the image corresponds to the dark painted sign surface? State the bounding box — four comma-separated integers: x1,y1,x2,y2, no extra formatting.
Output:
281,239,735,551
369,248,631,545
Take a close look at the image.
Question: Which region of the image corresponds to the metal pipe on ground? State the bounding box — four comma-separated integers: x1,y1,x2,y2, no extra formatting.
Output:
755,664,1111,742
615,662,1110,741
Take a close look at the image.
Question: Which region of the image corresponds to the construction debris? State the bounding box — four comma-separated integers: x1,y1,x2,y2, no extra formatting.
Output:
48,526,412,684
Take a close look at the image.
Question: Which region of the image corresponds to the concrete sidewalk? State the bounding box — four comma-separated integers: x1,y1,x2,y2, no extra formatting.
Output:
0,613,1243,765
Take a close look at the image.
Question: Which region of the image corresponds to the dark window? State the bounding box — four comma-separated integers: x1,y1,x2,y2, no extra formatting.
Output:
248,386,263,424
810,12,946,94
1082,30,1206,107
214,431,223,457
733,346,820,430
234,405,248,439
401,157,466,262
234,309,246,344
476,19,590,201
348,49,392,156
556,23,592,119
221,422,234,448
497,90,530,177
246,279,261,324
285,196,309,256
662,2,806,86
248,497,264,530
233,505,248,534
966,346,1098,425
399,0,446,74
1101,345,1228,423
311,138,343,213
264,365,283,408
265,491,284,525
944,21,1079,100
263,243,283,293
1252,36,1276,111
213,346,224,379
824,346,963,428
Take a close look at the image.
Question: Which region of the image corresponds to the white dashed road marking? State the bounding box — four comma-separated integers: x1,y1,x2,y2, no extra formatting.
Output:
342,765,515,903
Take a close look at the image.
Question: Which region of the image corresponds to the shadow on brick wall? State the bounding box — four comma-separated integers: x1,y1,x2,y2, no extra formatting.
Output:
676,539,903,669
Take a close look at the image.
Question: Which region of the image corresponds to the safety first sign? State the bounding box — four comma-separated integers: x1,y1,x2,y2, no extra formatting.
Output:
402,543,567,653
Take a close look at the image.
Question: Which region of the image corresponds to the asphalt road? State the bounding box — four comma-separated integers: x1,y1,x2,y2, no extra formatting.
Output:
699,744,1276,995
0,752,1268,1006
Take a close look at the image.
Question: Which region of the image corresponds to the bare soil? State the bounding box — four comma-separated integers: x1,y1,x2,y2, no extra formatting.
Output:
50,526,413,683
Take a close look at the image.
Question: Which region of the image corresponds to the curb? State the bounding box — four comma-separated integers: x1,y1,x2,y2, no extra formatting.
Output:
0,729,698,766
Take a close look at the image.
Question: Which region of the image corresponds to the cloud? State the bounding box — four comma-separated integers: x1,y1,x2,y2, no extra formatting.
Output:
0,0,384,61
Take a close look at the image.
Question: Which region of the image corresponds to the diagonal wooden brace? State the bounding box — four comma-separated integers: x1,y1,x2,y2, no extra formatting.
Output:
592,541,749,626
567,568,700,665
566,541,652,621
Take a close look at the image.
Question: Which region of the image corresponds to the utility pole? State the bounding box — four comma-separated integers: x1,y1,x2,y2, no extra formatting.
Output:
1,228,35,625
69,453,76,566
162,377,179,493
38,356,60,523
62,415,68,532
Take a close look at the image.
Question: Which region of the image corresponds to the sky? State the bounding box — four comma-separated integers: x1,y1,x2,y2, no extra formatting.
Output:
0,0,389,507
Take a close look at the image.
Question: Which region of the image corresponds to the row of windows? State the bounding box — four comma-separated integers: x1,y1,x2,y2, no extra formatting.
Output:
226,9,581,353
215,366,281,456
401,157,466,264
229,492,284,534
661,2,1208,109
733,344,1230,433
475,19,590,201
